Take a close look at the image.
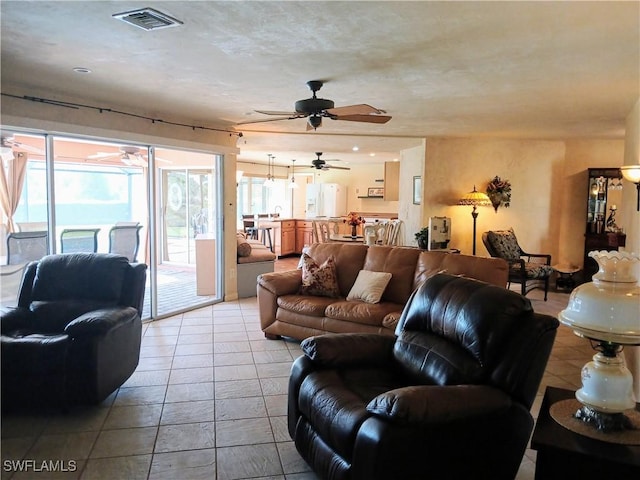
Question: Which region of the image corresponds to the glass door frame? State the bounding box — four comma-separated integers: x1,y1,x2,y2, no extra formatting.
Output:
1,128,224,320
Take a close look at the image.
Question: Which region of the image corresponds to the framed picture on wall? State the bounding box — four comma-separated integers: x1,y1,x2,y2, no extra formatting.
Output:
367,187,384,197
413,176,422,205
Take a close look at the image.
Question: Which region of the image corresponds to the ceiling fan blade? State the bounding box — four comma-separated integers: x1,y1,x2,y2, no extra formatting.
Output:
326,165,351,170
2,138,45,155
14,144,45,155
326,104,384,116
333,114,392,124
255,110,300,116
88,152,121,159
236,116,304,126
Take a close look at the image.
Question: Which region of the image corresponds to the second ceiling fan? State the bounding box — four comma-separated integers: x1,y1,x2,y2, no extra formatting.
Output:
238,80,392,131
307,152,350,171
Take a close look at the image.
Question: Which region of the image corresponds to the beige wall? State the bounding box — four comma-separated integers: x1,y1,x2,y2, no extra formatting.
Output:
621,98,640,400
622,98,640,256
423,138,567,258
399,143,426,246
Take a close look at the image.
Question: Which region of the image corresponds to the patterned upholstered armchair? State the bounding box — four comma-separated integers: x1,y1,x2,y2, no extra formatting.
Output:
482,228,553,301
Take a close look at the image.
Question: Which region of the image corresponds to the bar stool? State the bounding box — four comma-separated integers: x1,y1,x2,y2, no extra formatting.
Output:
257,227,273,252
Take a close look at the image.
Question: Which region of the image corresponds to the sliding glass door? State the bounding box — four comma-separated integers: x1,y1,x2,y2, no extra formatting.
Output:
0,130,223,318
155,148,221,318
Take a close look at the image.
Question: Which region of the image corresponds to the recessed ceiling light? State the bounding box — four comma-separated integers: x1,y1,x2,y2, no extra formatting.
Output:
352,146,359,151
72,67,92,74
369,153,376,157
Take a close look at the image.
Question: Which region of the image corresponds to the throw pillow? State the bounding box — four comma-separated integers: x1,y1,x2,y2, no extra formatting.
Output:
237,235,252,257
347,270,392,304
487,228,520,261
300,253,341,298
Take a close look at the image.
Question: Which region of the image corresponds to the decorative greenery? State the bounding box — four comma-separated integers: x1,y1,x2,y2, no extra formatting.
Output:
344,212,365,226
486,176,512,212
415,227,429,249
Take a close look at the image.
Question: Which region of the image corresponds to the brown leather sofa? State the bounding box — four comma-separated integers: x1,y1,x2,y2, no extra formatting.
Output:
288,273,559,479
257,243,509,340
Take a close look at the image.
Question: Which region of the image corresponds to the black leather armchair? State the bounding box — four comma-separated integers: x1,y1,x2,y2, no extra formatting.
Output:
288,274,559,480
1,253,147,410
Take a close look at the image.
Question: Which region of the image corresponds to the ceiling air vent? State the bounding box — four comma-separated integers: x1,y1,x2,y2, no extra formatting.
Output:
113,8,183,31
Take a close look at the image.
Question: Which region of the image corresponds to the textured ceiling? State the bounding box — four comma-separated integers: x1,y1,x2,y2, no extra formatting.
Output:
1,1,638,166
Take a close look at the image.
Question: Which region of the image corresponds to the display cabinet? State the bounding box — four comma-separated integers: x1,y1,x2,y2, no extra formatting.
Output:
583,167,625,280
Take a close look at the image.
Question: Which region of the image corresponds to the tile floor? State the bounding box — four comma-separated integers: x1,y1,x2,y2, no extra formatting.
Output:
1,284,593,480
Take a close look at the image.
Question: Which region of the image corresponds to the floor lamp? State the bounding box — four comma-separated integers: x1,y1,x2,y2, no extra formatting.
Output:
458,186,491,255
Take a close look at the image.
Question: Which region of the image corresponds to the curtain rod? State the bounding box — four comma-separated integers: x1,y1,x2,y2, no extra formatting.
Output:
1,93,243,137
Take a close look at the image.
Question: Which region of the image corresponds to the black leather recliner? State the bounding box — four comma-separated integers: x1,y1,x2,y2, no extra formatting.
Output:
1,253,147,410
288,273,559,480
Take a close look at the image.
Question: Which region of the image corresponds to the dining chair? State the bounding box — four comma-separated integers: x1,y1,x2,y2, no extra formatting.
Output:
380,219,402,245
242,214,256,238
60,228,100,253
311,220,332,243
363,222,386,245
108,225,143,262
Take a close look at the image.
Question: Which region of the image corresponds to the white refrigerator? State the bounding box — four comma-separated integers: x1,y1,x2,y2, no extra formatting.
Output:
306,183,347,217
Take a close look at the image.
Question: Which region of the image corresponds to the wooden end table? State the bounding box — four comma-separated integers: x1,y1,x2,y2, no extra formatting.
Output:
531,387,640,479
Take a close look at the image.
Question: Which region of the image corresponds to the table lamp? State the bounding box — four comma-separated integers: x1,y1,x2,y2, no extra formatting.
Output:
558,250,640,431
458,186,491,255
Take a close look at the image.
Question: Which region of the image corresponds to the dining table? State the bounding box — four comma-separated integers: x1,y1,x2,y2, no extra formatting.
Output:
329,235,365,243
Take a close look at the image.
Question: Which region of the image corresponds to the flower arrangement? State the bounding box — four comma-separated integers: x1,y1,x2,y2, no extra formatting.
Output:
344,212,365,227
486,176,512,212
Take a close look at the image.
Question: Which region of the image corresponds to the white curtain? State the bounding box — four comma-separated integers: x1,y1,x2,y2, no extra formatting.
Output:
0,151,28,233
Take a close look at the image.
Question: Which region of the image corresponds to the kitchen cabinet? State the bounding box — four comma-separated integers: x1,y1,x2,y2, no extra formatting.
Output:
280,220,296,257
384,161,400,201
260,220,297,258
295,220,314,253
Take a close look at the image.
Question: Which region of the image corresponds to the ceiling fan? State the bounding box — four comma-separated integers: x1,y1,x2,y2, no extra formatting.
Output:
237,80,392,130
1,136,45,155
307,152,351,171
88,146,169,166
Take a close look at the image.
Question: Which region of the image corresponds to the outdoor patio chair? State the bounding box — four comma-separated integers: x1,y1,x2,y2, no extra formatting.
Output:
3,231,49,306
60,228,100,253
108,225,143,262
6,231,49,265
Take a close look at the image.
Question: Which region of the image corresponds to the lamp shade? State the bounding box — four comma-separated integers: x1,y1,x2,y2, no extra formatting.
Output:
620,164,640,183
458,186,491,206
559,251,640,342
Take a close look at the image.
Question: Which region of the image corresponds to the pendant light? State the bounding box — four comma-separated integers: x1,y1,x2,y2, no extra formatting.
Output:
288,159,299,189
264,154,274,187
